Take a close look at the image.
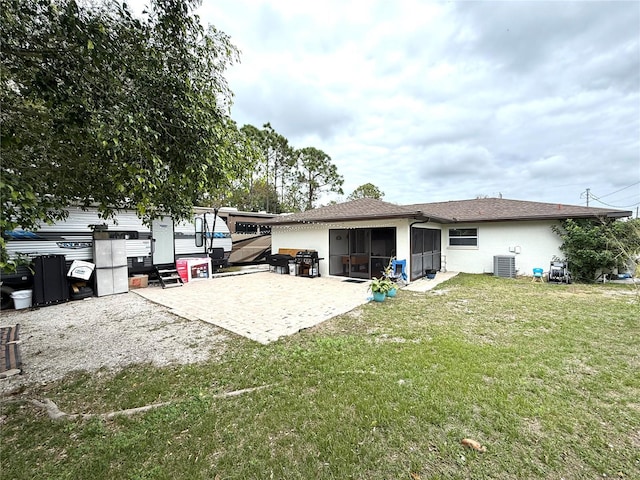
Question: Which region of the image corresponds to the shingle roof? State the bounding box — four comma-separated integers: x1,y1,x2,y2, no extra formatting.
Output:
406,198,631,223
265,198,425,224
266,197,632,225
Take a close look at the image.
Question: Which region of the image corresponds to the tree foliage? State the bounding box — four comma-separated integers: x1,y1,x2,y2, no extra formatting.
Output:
347,183,384,201
220,123,343,213
1,0,247,266
295,147,344,211
552,218,640,282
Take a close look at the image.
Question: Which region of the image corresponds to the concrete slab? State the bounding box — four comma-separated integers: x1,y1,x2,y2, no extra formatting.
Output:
402,271,460,292
132,271,371,344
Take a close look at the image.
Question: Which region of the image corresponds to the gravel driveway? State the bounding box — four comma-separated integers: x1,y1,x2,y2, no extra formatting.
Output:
0,271,370,394
0,292,230,395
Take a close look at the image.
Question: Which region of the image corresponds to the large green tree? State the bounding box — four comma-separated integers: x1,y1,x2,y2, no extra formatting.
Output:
260,123,295,212
295,146,344,211
1,0,244,267
225,123,344,213
240,123,294,213
347,183,385,201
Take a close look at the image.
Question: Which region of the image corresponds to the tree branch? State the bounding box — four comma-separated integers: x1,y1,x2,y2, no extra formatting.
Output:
27,385,272,421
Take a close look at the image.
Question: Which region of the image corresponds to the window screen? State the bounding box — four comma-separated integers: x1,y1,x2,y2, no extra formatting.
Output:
449,228,478,246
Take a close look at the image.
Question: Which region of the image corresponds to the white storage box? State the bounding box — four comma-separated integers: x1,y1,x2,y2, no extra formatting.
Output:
176,257,212,282
67,260,96,280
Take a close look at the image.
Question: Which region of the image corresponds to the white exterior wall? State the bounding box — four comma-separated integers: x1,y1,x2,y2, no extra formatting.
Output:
395,219,412,262
272,224,329,275
272,218,410,278
5,207,150,261
443,220,563,275
272,218,564,278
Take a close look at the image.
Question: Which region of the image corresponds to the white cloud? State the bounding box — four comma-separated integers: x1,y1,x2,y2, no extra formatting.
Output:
131,0,640,211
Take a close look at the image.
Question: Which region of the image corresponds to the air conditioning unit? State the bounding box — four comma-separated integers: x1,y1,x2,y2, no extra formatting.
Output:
494,255,516,278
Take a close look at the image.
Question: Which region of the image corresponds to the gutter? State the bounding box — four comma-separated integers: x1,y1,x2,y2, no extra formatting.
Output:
266,211,435,226
409,217,431,229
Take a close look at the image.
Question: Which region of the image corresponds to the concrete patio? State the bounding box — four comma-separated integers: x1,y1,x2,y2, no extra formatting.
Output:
133,269,458,344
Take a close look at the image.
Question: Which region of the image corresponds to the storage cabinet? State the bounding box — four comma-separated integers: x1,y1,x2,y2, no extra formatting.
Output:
94,239,129,296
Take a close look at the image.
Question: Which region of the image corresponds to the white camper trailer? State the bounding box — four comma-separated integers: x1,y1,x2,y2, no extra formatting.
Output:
3,206,232,275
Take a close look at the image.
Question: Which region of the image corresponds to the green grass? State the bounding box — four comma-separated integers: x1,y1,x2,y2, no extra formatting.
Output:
2,274,639,479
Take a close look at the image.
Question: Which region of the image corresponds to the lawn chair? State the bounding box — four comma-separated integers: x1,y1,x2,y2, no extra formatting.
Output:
532,267,544,282
389,259,408,285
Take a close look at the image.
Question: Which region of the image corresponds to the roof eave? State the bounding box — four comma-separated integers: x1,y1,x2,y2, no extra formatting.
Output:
268,211,428,226
441,211,633,223
603,210,633,218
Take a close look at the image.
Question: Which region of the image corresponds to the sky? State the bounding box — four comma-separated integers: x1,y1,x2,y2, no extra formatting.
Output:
137,0,640,211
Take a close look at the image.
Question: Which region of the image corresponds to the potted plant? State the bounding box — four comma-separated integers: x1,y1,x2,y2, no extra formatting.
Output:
381,257,399,297
386,282,398,297
369,277,395,302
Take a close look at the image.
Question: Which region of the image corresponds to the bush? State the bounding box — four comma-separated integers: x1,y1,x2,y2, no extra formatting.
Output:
553,218,640,282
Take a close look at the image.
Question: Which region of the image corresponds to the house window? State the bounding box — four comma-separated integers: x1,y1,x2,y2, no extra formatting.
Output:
449,228,478,247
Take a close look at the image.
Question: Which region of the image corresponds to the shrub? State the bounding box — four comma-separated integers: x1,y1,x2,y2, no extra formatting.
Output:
553,218,640,282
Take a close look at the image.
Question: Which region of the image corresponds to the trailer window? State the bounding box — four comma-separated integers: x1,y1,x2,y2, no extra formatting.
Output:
236,222,258,234
195,217,204,247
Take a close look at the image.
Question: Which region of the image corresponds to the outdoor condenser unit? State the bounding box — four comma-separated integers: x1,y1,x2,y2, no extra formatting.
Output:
493,255,516,278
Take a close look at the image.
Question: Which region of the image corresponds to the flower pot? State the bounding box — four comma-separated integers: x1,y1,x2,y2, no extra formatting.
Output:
372,291,386,302
386,287,397,297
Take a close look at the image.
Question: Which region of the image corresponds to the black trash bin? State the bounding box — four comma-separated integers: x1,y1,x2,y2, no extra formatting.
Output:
33,255,70,307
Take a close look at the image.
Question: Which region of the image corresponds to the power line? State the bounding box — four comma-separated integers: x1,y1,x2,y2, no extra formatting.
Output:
590,194,640,209
583,181,640,209
597,181,640,199
605,193,640,204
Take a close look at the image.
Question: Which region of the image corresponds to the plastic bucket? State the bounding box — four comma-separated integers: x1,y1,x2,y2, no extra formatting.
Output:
11,289,33,310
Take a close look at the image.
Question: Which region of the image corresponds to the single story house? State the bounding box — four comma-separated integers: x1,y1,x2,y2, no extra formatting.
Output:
265,197,632,281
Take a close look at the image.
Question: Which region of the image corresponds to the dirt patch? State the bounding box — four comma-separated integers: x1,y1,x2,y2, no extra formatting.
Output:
0,293,229,395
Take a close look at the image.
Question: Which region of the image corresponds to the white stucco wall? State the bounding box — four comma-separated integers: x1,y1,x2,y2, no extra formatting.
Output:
443,220,563,275
272,219,564,278
271,219,410,278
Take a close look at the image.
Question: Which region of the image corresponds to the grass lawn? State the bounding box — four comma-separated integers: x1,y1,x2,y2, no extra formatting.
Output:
1,274,639,479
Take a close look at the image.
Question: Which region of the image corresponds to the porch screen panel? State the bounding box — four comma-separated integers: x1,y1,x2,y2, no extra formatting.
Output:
349,229,370,278
329,229,349,276
371,228,396,278
411,228,424,279
410,227,442,281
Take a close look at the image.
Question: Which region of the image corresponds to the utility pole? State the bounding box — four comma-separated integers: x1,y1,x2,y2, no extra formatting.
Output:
585,188,590,207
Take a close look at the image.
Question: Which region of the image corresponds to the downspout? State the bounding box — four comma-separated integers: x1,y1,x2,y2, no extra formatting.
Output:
409,218,431,229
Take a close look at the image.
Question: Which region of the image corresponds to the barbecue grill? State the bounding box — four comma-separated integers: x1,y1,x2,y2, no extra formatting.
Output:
267,253,295,273
295,250,321,278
